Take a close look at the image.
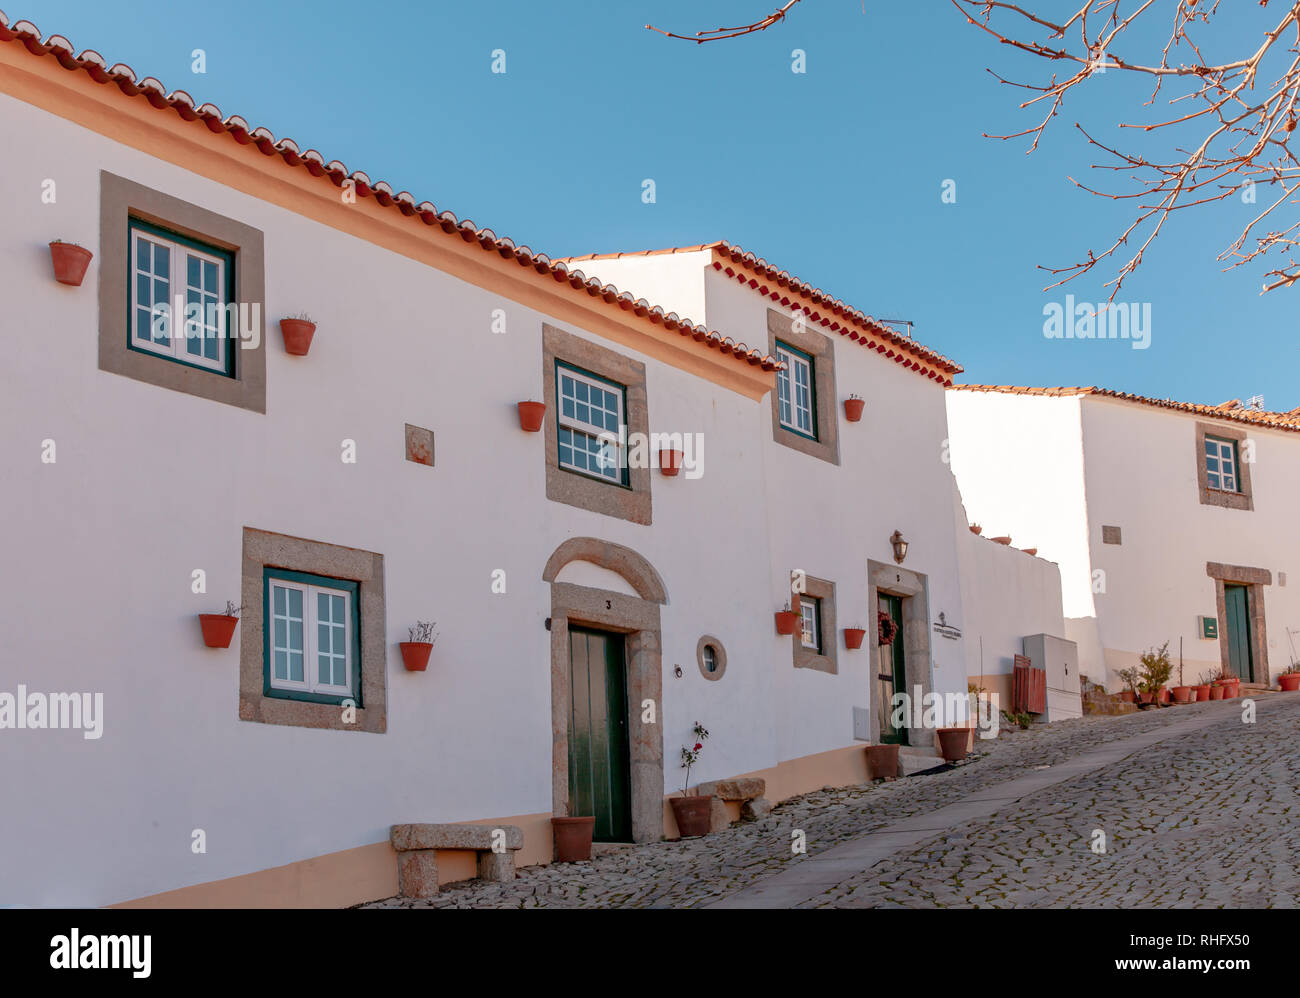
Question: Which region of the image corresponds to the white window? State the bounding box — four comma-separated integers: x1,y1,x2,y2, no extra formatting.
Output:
799,598,821,651
776,342,815,437
1205,436,1238,492
557,364,626,483
130,224,229,373
268,578,353,698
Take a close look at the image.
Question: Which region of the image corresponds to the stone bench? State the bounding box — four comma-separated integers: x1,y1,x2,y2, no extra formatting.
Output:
696,778,771,832
390,823,524,898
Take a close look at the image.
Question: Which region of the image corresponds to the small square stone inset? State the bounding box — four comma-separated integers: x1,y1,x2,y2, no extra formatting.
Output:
405,424,434,466
1102,525,1122,545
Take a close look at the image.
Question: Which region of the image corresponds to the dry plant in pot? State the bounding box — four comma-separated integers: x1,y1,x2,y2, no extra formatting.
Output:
199,601,243,648
670,722,713,838
399,620,438,672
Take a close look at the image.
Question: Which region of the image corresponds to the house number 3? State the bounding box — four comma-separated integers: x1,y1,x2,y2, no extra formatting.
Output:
605,600,612,609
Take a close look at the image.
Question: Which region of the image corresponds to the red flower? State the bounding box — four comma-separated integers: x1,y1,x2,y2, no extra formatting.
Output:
694,743,702,751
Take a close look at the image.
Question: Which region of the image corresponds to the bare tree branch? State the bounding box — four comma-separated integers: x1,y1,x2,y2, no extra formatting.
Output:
955,0,1300,298
646,0,804,43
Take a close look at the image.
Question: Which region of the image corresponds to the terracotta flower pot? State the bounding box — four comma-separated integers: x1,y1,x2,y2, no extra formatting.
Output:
669,795,712,838
551,816,595,863
399,641,433,672
49,241,93,286
279,318,316,355
198,614,239,648
1157,686,1170,705
843,398,865,422
936,726,970,762
517,401,546,432
1209,685,1225,701
659,449,683,477
992,536,1012,545
1171,685,1192,704
1279,674,1300,692
1138,692,1155,705
969,525,982,535
774,610,798,635
1118,690,1136,703
865,743,899,780
1195,684,1211,701
843,627,867,650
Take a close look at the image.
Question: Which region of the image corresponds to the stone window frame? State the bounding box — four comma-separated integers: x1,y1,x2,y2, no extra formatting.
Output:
239,528,387,733
99,171,267,413
766,309,840,465
792,574,837,674
542,323,651,524
1206,561,1271,682
696,635,727,681
1194,421,1253,511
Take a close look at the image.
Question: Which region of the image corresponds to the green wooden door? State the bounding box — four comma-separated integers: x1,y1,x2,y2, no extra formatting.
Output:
567,626,632,842
876,594,908,745
1224,585,1254,682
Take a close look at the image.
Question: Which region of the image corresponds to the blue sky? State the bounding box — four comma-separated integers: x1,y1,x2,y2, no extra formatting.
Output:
20,0,1289,406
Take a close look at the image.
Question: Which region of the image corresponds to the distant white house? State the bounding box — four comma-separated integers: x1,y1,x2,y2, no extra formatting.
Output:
946,385,1300,693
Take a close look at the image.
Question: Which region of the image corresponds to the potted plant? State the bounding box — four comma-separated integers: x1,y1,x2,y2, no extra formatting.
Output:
1279,663,1300,692
670,722,713,838
969,523,983,535
1116,667,1139,703
517,400,546,432
991,535,1012,545
1195,671,1213,702
279,313,316,355
774,600,799,635
658,448,684,477
199,601,242,648
399,620,438,672
1137,642,1173,708
843,393,866,422
937,725,971,762
552,814,596,863
843,625,867,650
1171,650,1192,703
1212,669,1240,699
877,608,898,647
49,240,94,286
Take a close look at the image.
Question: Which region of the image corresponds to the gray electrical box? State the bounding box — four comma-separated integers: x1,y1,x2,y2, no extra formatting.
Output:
1023,633,1082,721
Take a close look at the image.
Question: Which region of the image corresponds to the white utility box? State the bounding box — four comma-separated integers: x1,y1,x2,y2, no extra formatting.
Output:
1023,632,1082,721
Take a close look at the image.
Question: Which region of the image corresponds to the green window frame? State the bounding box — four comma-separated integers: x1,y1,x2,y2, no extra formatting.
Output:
775,340,818,440
127,216,236,378
262,568,362,707
554,359,631,488
1204,435,1240,493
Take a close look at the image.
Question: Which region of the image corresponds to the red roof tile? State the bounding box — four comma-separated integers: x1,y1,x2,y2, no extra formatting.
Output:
0,11,784,376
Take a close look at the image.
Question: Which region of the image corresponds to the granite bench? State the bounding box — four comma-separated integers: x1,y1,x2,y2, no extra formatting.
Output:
696,777,771,832
390,823,524,898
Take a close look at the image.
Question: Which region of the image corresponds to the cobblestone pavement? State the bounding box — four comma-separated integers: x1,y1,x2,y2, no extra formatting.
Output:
364,695,1300,909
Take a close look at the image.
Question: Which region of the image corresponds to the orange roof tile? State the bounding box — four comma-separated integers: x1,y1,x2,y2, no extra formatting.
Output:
950,385,1300,432
561,242,962,385
0,11,784,376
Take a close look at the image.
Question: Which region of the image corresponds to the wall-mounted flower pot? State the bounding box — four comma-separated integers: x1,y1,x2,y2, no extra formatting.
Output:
865,743,899,780
843,398,865,422
517,401,546,432
774,610,799,635
1171,685,1192,704
843,627,867,650
49,241,93,286
669,795,713,838
1279,674,1300,692
991,536,1012,545
1208,684,1225,701
551,816,595,863
936,726,970,762
1194,684,1211,701
659,449,683,477
279,318,316,355
1023,547,1038,556
198,614,239,648
969,525,983,535
399,641,433,672
1118,690,1136,703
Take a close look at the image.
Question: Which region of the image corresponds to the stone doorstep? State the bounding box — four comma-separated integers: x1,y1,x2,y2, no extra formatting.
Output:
696,777,766,801
390,823,525,899
897,747,946,777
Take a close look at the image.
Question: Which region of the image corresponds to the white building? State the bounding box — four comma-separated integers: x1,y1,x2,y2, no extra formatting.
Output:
946,385,1300,693
0,14,994,907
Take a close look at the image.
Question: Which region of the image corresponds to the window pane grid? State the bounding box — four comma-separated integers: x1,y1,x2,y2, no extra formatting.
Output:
128,224,228,374
800,600,820,651
1205,437,1238,492
556,364,627,482
267,577,352,697
776,344,814,436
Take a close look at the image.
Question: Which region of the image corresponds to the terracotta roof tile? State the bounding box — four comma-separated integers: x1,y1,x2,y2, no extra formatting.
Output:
950,384,1300,432
0,10,784,376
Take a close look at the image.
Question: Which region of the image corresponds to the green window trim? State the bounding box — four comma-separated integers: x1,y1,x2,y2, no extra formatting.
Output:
554,358,632,489
261,567,362,707
127,216,237,378
775,340,819,441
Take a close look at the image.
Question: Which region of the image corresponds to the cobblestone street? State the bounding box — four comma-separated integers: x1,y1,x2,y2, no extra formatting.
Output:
365,695,1300,909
